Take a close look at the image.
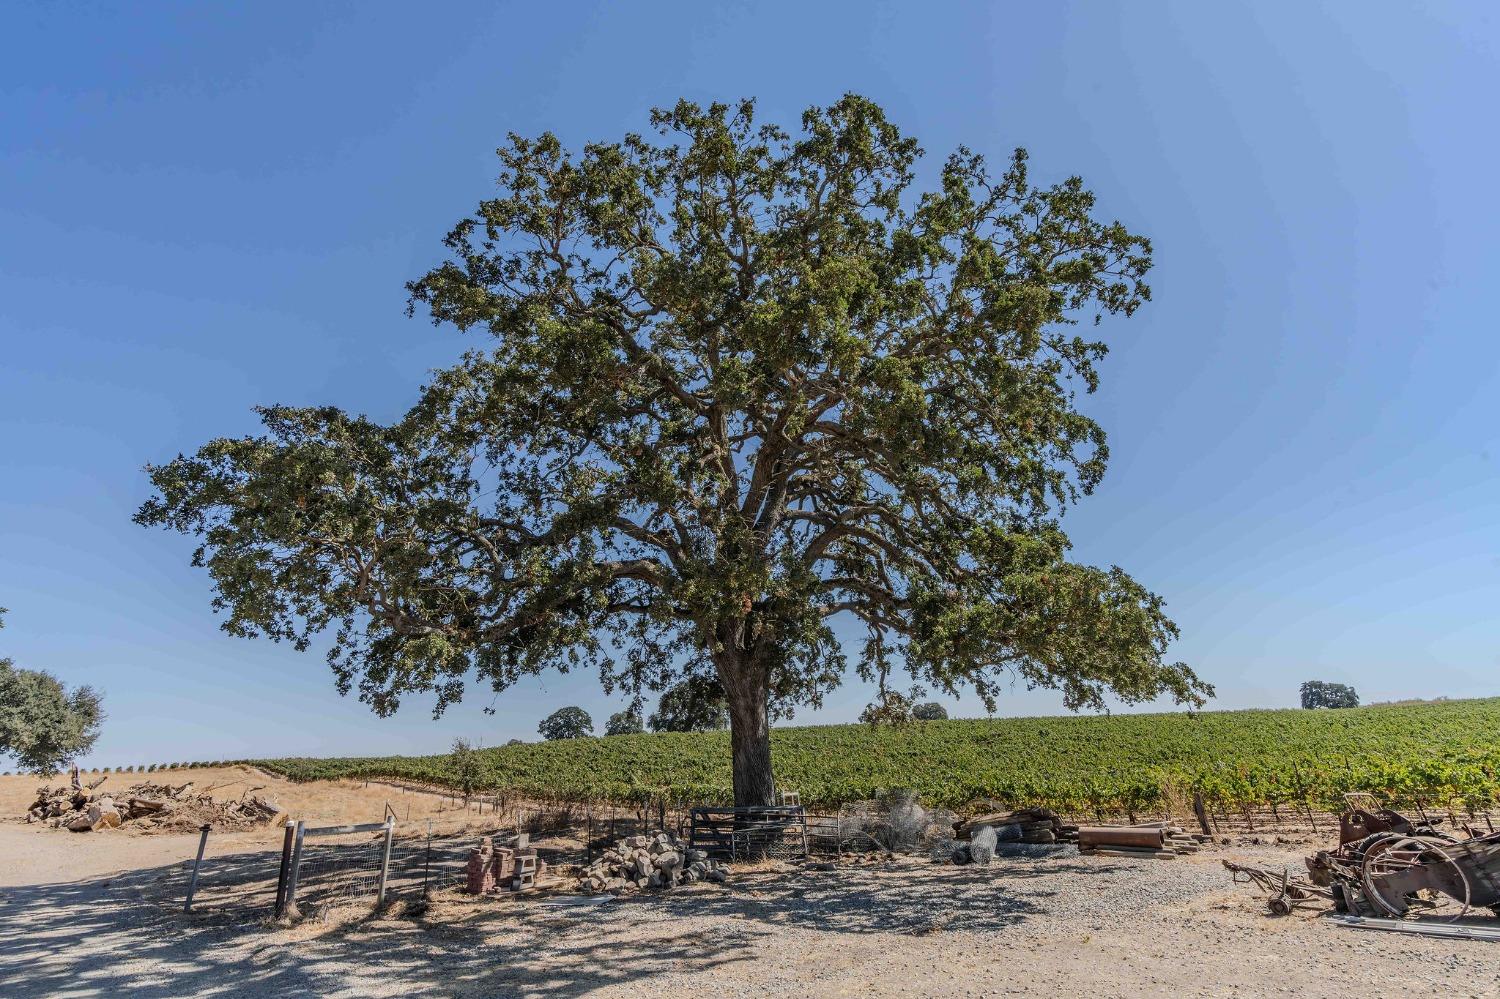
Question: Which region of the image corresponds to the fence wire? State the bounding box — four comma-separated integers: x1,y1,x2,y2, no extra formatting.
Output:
293,831,388,915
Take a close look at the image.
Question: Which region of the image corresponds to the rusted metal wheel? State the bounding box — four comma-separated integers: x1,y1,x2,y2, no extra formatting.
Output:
1359,833,1471,921
1268,894,1293,916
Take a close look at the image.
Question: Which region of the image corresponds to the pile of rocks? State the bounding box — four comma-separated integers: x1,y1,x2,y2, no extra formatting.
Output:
26,778,285,832
579,831,728,893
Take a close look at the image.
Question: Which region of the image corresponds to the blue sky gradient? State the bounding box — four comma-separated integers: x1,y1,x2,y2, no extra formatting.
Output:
2,1,1497,765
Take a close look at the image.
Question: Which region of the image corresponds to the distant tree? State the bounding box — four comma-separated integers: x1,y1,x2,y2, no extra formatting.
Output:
505,738,526,746
448,737,487,799
605,707,645,736
912,701,948,721
649,675,730,733
538,706,593,740
1300,681,1359,710
0,608,105,775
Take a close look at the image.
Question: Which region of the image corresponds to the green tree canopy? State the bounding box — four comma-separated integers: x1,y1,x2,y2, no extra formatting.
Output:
912,701,948,721
136,95,1209,805
649,675,731,733
604,706,645,736
0,609,105,775
538,706,593,740
447,736,486,798
1300,681,1358,710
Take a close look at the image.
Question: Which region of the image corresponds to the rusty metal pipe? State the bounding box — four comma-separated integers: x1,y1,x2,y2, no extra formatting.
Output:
1077,826,1166,850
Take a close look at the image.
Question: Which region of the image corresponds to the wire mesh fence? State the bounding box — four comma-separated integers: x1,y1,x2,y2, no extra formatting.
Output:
290,827,391,916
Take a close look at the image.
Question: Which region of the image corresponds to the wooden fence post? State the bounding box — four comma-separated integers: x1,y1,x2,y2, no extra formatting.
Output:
273,820,295,917
284,820,307,917
376,817,396,908
1192,793,1212,837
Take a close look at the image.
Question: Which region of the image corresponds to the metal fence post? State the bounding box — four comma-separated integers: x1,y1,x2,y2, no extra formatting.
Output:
284,820,307,917
273,819,295,917
376,817,396,908
423,820,433,898
183,824,211,912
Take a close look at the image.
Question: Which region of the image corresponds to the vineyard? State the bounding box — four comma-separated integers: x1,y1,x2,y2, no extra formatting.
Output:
253,698,1500,817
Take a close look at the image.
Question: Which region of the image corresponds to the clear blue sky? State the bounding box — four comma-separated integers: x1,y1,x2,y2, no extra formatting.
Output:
3,1,1497,766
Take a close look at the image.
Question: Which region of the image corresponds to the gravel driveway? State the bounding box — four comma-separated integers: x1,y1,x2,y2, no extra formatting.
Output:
2,824,1498,998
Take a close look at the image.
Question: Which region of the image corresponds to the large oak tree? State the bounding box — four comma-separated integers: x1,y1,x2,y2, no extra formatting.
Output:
137,96,1209,805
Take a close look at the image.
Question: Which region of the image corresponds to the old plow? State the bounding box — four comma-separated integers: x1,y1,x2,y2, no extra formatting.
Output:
1231,793,1500,926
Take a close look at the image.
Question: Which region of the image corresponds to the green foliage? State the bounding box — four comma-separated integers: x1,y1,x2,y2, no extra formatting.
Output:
649,675,730,733
136,95,1207,803
252,697,1500,813
858,688,916,727
447,737,487,798
1301,680,1359,709
605,707,645,736
912,701,948,721
0,608,105,775
538,706,593,740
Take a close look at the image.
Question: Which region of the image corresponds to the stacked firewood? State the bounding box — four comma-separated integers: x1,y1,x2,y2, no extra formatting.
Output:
25,778,285,832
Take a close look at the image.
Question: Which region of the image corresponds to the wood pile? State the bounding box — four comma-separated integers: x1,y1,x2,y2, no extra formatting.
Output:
1077,822,1208,859
579,830,728,893
25,778,286,832
954,807,1079,846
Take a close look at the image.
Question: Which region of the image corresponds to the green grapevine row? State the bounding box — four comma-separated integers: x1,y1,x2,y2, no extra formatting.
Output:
252,698,1500,814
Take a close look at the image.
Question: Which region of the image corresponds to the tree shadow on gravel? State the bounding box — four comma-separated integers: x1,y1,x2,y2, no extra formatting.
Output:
641,858,1118,935
0,839,1131,999
0,834,761,999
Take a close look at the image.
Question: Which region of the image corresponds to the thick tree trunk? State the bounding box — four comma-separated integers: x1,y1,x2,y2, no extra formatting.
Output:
716,651,775,807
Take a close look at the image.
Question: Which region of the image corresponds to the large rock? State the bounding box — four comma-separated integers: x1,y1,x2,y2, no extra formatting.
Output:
969,824,998,865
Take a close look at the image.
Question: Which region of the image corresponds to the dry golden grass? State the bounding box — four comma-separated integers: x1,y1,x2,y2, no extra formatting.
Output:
1,765,513,843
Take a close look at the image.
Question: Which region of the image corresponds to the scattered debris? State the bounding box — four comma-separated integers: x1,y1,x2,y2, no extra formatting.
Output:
1227,793,1500,925
1077,823,1207,859
26,779,285,832
947,807,1077,864
1222,859,1332,915
578,830,728,892
944,810,1206,865
953,806,1074,845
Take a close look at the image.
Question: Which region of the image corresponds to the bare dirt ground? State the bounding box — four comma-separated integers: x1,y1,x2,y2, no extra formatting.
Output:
2,769,1499,998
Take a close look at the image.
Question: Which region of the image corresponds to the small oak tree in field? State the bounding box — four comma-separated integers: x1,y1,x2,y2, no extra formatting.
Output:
604,707,645,736
136,95,1209,805
538,706,593,740
1300,681,1358,710
447,737,486,800
0,609,105,775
